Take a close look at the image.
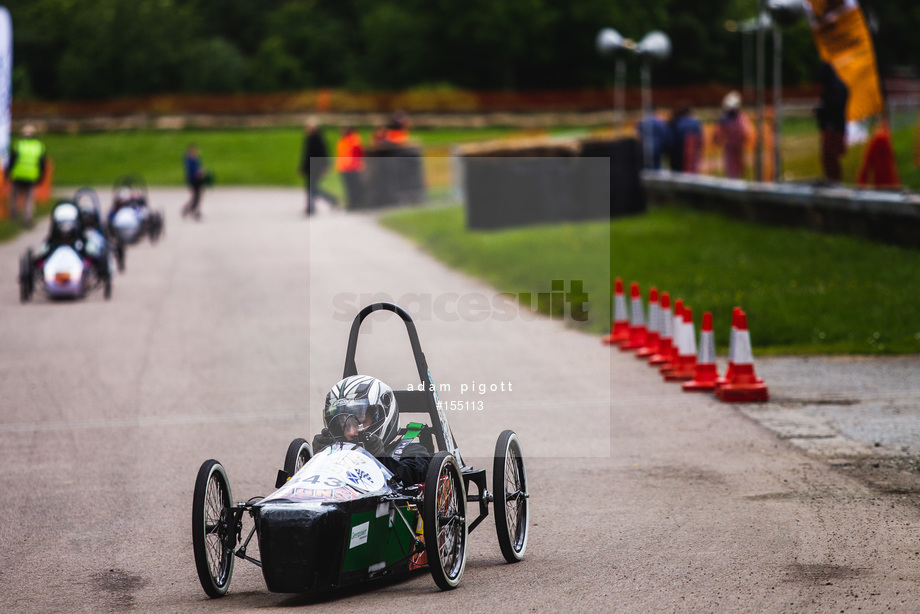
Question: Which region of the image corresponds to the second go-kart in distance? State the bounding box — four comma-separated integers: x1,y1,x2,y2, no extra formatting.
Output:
192,302,529,598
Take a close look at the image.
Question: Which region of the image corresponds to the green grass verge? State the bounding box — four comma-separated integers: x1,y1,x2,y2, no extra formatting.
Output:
0,199,56,242
42,126,519,188
37,119,919,189
381,203,920,355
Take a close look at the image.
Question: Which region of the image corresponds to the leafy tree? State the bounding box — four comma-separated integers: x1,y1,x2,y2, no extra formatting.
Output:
262,2,355,88
181,38,249,93
1,0,916,100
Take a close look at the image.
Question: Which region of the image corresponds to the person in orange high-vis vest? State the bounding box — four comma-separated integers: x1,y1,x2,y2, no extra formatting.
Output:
383,110,410,145
336,127,365,209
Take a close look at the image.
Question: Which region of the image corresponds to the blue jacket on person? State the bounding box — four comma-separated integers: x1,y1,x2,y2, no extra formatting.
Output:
184,151,202,186
637,114,672,170
669,114,703,172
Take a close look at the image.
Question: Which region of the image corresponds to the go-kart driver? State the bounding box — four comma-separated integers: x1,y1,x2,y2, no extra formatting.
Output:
75,191,112,277
107,186,149,227
312,375,431,486
75,190,105,233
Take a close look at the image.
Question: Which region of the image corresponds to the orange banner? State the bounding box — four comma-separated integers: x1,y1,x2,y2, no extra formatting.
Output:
804,0,883,121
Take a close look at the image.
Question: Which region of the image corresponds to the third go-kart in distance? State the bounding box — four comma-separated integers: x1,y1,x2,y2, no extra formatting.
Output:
192,302,529,598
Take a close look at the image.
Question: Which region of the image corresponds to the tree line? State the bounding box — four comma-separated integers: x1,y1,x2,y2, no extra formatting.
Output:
4,0,915,101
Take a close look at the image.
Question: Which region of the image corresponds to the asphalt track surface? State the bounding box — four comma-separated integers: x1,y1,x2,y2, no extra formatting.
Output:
2,188,920,613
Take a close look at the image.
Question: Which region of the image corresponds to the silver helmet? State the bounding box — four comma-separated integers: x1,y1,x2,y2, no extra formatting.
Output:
323,375,399,444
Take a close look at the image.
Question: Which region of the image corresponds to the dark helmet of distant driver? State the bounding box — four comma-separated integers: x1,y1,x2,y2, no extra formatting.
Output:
52,202,81,241
323,375,399,444
76,193,100,227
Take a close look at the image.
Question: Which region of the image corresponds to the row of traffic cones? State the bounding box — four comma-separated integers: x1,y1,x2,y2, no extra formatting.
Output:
602,279,768,402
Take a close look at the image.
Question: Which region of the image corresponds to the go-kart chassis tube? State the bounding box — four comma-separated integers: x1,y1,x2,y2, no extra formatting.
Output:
228,504,262,568
377,495,426,568
462,469,491,532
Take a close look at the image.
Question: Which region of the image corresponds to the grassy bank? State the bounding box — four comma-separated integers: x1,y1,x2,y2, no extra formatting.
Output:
381,204,920,355
42,126,519,188
34,118,920,189
0,199,56,242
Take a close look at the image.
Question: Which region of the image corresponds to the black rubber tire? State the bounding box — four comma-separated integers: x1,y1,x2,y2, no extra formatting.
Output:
283,438,313,479
493,430,529,563
192,460,234,598
19,254,31,303
115,242,125,272
103,275,112,300
150,212,162,243
423,451,467,590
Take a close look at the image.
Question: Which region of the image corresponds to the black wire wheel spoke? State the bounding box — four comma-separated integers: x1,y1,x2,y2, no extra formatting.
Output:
424,451,468,590
192,460,235,598
493,430,529,563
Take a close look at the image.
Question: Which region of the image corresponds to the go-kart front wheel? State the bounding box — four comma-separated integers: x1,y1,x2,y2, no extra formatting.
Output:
192,460,235,598
149,211,164,243
18,251,33,303
114,242,125,272
423,451,468,590
283,438,313,478
493,430,529,563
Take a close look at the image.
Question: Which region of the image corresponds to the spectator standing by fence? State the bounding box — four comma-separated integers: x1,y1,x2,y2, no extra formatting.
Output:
6,124,47,227
668,104,703,173
384,111,410,145
636,111,671,170
300,118,337,215
714,91,752,179
814,62,848,183
336,127,365,209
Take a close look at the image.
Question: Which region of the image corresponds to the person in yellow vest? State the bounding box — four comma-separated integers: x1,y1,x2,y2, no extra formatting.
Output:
335,126,365,209
6,124,48,227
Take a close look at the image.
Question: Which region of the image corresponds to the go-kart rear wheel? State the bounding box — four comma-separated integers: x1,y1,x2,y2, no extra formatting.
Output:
493,430,529,563
192,460,234,598
423,451,467,590
283,438,313,478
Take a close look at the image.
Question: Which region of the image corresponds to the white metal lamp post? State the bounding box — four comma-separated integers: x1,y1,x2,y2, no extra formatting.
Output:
596,28,633,130
598,28,671,169
727,1,804,182
767,0,806,182
636,31,672,169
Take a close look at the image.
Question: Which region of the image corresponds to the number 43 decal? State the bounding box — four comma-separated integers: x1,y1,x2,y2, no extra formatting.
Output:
301,474,345,487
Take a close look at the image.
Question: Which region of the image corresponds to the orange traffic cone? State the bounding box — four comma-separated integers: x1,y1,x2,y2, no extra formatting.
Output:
659,299,683,374
620,282,646,351
683,311,719,391
715,307,743,388
602,278,630,345
664,306,697,381
649,292,673,365
637,287,660,359
715,311,768,402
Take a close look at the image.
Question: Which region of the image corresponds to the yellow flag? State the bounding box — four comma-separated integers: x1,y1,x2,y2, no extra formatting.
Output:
803,0,884,121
